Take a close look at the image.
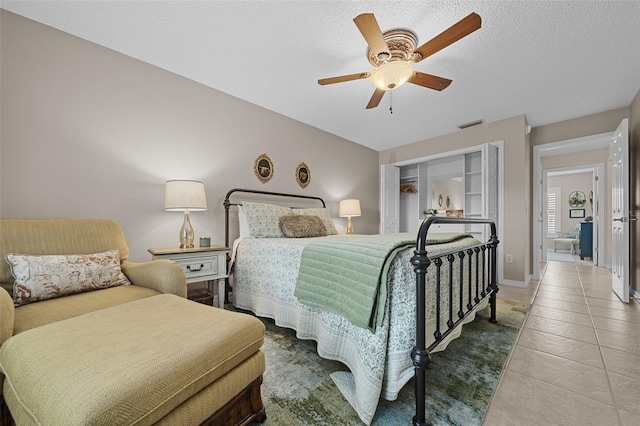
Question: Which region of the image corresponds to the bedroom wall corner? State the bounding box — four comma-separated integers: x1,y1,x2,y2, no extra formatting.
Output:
0,10,380,261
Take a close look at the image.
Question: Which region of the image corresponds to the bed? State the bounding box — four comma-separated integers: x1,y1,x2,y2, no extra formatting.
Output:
223,188,499,425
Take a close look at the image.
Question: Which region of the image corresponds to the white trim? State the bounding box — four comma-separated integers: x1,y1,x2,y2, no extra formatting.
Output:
538,132,612,157
490,140,505,284
392,145,484,166
501,279,527,288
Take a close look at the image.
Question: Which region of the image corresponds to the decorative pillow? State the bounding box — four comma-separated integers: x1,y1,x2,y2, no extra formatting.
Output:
279,215,327,238
238,206,250,238
241,201,293,238
293,208,338,235
6,249,131,307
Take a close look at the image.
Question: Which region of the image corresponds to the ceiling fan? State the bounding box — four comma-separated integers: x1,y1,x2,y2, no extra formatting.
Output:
318,12,482,109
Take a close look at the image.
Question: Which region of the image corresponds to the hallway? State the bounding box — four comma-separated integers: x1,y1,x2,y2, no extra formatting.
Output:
483,259,640,425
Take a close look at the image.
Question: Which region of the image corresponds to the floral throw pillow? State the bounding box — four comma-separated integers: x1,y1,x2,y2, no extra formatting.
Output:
6,249,131,307
241,201,293,238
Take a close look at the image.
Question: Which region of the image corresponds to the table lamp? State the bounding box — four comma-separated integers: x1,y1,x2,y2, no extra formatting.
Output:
339,199,361,235
164,180,207,248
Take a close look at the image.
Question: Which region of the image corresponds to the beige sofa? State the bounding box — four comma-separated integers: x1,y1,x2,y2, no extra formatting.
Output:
0,219,187,338
0,219,266,425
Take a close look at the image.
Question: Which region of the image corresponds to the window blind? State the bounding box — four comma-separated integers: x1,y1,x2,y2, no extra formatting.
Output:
547,187,561,237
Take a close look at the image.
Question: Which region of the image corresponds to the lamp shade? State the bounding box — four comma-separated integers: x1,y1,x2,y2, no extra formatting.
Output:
164,180,207,211
369,61,414,91
339,199,361,217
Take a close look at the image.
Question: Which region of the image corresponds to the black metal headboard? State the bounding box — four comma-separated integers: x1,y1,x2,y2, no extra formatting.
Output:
223,188,326,248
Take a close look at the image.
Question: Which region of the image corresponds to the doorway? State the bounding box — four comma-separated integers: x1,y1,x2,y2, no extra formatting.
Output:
544,166,603,264
532,133,611,280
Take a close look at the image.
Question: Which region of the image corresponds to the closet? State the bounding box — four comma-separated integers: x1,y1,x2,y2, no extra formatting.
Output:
382,143,499,242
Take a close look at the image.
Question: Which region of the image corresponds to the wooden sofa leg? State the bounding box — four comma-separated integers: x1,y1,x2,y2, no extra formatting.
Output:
200,376,266,426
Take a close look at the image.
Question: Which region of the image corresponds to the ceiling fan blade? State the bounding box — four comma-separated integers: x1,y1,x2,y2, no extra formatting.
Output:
353,13,389,58
366,88,385,109
318,72,370,86
413,12,481,62
409,72,452,91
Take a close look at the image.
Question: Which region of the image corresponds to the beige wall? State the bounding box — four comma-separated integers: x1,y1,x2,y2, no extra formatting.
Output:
379,115,530,284
0,11,380,261
531,107,630,147
630,89,640,294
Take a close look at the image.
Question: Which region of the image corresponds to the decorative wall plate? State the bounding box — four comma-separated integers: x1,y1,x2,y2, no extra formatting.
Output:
254,153,273,184
296,162,310,188
568,190,586,207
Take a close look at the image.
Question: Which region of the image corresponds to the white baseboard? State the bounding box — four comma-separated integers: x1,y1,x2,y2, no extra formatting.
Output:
500,279,527,288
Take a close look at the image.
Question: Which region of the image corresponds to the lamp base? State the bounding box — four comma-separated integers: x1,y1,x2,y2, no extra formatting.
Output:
345,216,354,235
179,211,195,248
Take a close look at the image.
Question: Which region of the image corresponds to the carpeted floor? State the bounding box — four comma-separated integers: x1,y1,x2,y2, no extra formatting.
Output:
248,298,528,425
546,250,576,262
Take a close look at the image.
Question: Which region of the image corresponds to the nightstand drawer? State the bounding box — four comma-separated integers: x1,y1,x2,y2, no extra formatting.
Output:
173,254,219,280
148,246,230,309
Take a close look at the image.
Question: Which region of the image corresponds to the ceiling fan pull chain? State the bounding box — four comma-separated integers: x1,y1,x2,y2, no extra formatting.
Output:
389,91,393,114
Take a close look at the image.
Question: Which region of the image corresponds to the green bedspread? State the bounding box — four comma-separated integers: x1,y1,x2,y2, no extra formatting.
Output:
293,232,472,330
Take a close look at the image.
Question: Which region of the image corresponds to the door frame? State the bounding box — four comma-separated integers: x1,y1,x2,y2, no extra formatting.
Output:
532,132,612,280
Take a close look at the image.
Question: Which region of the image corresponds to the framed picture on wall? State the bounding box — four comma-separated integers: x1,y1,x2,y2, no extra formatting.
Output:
254,153,273,184
295,162,310,188
569,209,585,218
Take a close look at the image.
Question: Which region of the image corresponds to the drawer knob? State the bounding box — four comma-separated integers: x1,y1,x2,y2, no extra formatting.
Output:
186,264,204,272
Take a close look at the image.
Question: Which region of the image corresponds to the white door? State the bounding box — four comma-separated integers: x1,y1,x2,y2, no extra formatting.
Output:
464,144,498,242
484,143,499,240
380,164,400,234
611,119,630,303
591,174,599,266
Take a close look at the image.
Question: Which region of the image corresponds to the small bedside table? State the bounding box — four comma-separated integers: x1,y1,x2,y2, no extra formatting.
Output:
148,245,230,308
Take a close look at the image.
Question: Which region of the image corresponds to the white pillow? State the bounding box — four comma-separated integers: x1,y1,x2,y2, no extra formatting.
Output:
293,207,338,235
238,206,250,238
6,249,131,307
241,201,293,238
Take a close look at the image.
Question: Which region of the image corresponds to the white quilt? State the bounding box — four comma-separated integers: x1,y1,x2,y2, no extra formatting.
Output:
232,234,487,425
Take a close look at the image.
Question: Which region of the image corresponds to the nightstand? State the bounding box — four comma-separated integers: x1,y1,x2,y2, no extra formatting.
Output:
148,246,230,308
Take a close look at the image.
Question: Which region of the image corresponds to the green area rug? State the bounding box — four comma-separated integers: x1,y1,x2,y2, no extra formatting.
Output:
247,298,528,425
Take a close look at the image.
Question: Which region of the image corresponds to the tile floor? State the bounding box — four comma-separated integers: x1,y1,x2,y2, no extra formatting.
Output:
483,258,640,426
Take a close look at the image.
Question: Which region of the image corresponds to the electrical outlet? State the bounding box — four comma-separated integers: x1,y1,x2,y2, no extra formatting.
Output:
505,254,513,263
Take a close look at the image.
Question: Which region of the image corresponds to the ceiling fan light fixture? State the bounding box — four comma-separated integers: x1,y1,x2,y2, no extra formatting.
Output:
369,61,414,91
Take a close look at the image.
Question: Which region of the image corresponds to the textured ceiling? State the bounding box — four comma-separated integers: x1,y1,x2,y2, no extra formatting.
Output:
2,1,639,151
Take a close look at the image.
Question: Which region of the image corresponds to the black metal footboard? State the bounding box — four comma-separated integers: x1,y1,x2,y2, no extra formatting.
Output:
410,216,499,426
